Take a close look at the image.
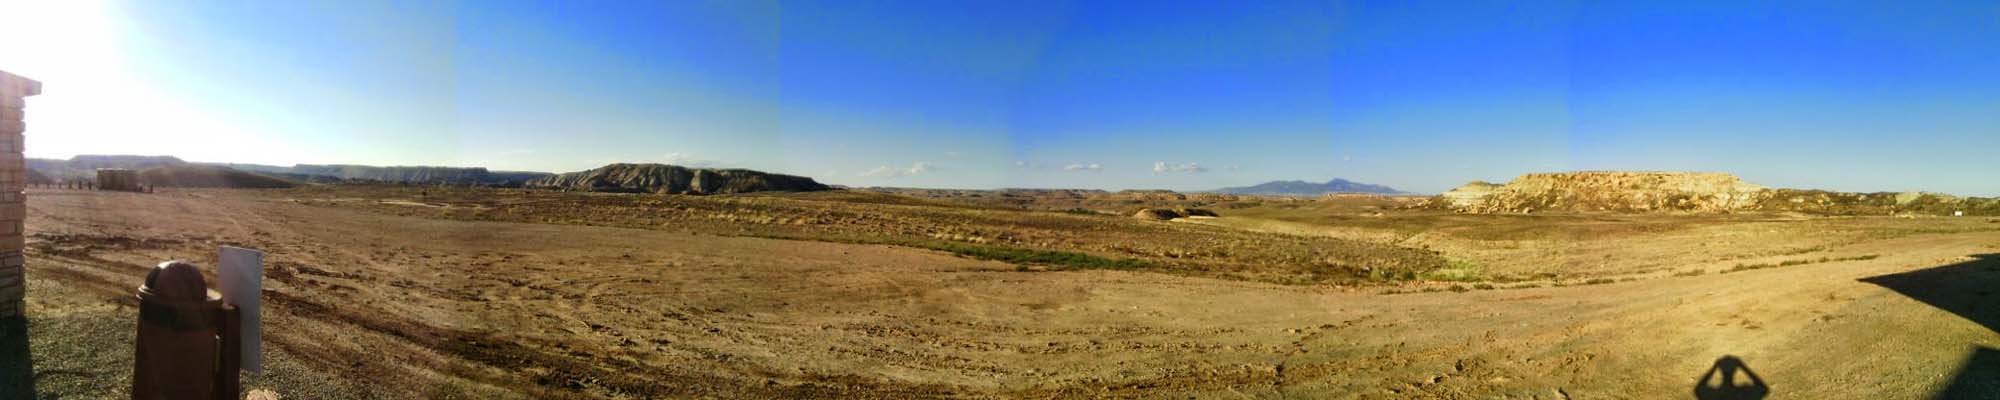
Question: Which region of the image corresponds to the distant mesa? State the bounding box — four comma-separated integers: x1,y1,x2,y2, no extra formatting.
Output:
285,164,551,186
138,165,297,189
527,163,830,194
27,155,189,182
1432,171,1998,216
27,155,553,186
1212,178,1405,196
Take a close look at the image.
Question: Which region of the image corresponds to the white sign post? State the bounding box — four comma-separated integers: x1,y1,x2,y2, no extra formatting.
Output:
219,246,264,374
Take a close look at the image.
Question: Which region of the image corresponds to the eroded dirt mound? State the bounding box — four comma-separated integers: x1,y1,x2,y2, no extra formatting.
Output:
1437,171,1766,213
527,163,830,194
139,165,297,188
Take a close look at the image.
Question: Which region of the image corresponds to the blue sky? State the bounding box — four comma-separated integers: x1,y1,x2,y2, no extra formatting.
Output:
1,1,1996,195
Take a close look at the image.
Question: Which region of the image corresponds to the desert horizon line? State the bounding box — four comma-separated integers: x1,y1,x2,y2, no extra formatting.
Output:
24,153,1997,198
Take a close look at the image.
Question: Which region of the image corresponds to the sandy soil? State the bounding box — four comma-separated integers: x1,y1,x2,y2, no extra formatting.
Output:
11,187,2000,398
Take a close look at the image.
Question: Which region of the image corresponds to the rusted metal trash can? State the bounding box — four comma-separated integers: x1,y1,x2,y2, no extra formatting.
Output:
133,261,241,400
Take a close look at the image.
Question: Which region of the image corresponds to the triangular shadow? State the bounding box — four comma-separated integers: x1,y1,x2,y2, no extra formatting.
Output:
1860,254,2000,399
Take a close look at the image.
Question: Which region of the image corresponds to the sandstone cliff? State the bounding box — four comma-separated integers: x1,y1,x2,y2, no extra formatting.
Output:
527,163,829,194
1434,172,1767,213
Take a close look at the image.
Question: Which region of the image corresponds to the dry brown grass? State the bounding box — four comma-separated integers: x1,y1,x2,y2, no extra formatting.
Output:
271,186,1449,285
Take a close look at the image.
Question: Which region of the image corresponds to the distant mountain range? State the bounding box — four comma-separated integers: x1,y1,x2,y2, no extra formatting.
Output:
27,155,553,186
1211,178,1406,196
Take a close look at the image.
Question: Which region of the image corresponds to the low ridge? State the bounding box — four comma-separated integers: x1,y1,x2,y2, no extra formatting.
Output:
138,165,298,189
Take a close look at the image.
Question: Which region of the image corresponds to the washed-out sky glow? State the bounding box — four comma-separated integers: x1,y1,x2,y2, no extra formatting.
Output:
1,1,1996,194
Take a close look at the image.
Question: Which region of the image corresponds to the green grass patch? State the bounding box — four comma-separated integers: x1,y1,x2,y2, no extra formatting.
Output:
1420,259,1487,282
923,241,1152,270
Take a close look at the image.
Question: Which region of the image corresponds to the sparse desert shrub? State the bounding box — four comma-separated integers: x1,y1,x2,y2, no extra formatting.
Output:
1449,285,1470,293
1725,263,1775,273
1726,254,1880,274
1673,269,1707,277
1583,278,1617,285
1472,283,1495,290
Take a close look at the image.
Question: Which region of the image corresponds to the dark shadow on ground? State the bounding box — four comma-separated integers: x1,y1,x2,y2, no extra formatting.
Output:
0,317,36,397
1936,347,2000,400
1861,254,2000,399
1693,355,1769,400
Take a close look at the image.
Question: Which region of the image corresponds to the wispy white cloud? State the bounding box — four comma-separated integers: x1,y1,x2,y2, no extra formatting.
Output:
860,162,934,178
497,149,536,157
1063,163,1103,172
661,152,720,167
1153,161,1208,174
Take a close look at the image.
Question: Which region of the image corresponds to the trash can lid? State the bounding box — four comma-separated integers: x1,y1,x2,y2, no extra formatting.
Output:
142,261,209,301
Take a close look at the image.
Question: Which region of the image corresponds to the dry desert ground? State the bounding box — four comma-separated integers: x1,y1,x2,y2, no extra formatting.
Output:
4,186,1999,398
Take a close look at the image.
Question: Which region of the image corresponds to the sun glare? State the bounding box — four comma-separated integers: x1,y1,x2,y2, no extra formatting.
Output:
1,1,302,164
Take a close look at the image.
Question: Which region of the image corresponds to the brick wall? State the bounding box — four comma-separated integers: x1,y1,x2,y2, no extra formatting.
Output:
0,70,39,318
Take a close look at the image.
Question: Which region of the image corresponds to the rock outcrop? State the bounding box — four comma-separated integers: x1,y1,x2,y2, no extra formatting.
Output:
527,163,829,195
1439,181,1502,209
1435,172,1767,213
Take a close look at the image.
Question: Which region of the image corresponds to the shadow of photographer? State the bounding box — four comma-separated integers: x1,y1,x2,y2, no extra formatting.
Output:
1694,355,1768,400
